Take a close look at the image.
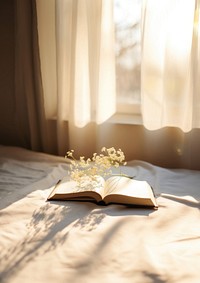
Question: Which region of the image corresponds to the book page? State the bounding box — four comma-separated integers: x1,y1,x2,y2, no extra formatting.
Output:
48,175,106,200
104,176,156,205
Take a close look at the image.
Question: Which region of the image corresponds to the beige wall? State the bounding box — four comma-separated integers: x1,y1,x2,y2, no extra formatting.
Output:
0,0,200,170
97,123,200,170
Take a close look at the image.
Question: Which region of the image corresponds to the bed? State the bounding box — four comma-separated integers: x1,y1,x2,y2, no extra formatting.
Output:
0,145,200,283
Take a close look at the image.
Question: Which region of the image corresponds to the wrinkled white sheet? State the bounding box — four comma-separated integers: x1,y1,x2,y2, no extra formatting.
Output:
0,145,200,283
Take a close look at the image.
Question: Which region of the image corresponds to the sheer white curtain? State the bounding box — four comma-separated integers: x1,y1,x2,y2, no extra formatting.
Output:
36,0,116,156
141,0,200,132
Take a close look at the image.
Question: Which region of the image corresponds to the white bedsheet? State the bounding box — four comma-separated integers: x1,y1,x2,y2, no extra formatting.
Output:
0,145,200,283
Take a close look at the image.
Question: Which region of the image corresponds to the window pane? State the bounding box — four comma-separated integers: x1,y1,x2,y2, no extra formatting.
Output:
114,0,142,105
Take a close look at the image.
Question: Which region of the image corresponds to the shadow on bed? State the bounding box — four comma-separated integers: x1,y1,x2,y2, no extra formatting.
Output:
0,200,156,283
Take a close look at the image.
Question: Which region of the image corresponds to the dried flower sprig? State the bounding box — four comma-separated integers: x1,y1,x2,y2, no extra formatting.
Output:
65,147,128,186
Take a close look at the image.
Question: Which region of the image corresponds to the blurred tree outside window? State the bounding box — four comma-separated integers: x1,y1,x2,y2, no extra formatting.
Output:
114,0,142,113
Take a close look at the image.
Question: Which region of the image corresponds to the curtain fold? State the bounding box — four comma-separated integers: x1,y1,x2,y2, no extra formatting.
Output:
15,0,49,152
141,0,200,132
36,0,116,156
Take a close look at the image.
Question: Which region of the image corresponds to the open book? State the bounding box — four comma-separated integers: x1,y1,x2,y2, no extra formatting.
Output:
47,175,158,208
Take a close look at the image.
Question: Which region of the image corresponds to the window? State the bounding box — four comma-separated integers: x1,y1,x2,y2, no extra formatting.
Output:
114,0,142,115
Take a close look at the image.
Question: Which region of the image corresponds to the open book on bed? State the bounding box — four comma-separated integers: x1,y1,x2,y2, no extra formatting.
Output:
47,175,158,208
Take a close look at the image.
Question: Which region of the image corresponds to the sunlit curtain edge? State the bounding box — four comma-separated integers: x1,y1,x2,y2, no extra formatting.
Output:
141,0,200,133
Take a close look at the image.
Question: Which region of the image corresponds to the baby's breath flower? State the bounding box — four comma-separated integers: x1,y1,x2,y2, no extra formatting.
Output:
65,147,127,186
